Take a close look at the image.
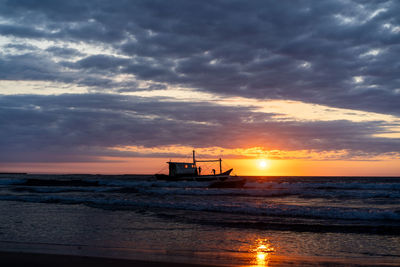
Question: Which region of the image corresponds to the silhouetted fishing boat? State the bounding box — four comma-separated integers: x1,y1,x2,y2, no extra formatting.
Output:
155,150,246,188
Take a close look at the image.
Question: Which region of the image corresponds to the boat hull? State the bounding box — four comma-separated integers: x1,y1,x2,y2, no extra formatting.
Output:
155,169,245,188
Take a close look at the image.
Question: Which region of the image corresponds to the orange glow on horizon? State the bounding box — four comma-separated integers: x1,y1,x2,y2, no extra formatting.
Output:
1,156,400,176
224,158,400,176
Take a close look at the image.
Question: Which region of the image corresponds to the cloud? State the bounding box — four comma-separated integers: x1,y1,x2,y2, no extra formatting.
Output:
0,94,399,162
0,24,48,38
76,55,130,70
1,0,399,115
1,1,400,164
45,46,83,57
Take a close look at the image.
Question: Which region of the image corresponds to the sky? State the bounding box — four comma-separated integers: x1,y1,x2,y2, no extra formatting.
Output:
0,0,400,175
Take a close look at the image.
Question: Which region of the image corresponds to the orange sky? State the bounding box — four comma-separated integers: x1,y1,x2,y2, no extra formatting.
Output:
2,157,399,176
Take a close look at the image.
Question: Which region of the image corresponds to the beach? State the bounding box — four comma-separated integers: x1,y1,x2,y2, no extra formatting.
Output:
0,251,210,267
0,174,399,266
1,251,398,266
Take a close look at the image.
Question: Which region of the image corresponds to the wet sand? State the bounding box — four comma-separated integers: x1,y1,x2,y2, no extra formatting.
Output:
0,251,212,267
0,251,397,267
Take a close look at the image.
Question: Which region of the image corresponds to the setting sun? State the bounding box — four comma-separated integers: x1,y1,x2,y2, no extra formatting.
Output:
257,159,270,170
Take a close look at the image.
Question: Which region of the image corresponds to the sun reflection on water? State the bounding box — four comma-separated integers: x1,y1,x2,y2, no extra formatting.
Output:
251,239,275,266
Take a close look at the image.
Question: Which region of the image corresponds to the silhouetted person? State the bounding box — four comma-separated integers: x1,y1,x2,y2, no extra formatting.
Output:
198,166,201,175
212,169,216,175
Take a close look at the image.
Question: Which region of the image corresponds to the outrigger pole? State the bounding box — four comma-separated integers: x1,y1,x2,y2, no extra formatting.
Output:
193,152,223,174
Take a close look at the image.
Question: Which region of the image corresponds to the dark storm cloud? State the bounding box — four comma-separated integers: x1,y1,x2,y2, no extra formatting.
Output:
0,52,138,90
1,0,399,115
0,53,65,81
5,43,38,51
0,23,48,38
117,83,167,93
45,46,83,57
0,94,399,162
76,55,130,70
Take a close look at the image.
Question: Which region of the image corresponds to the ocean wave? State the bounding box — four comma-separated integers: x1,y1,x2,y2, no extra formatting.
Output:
11,186,116,194
0,178,27,185
22,178,100,187
245,181,400,191
9,185,400,200
162,189,297,197
5,180,400,200
141,187,400,199
63,178,400,192
4,176,400,192
98,179,210,188
1,194,399,222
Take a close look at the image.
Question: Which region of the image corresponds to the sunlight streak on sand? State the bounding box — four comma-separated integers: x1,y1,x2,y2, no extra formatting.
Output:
250,239,275,266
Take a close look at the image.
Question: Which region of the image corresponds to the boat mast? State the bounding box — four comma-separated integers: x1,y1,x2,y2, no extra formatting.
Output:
194,153,224,175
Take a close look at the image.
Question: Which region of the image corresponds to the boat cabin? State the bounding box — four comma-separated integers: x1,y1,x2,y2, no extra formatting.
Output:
168,162,197,177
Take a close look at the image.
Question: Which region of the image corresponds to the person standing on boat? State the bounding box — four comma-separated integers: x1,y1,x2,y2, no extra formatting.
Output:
212,169,216,175
198,166,201,175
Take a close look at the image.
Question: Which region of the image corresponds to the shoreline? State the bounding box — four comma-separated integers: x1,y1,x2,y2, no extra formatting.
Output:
0,251,215,267
0,250,398,267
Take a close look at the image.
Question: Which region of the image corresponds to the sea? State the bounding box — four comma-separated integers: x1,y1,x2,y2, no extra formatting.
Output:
0,174,399,266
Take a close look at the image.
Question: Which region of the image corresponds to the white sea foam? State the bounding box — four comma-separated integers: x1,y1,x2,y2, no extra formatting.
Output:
245,181,400,191
97,179,206,188
5,177,399,199
1,176,399,224
1,193,399,221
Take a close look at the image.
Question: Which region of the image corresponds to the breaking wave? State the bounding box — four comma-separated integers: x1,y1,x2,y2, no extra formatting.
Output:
2,177,398,199
0,192,399,222
1,174,399,234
